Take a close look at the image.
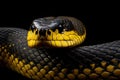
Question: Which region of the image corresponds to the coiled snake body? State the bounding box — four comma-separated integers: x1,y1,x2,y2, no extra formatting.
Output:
0,16,120,80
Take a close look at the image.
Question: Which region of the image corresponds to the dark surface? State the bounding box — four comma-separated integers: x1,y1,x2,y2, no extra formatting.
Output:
0,2,120,80
0,14,119,45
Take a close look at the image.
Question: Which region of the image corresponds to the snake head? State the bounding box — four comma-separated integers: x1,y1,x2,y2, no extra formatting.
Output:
27,16,86,48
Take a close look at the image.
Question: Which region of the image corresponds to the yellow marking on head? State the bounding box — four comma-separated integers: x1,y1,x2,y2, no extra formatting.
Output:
52,31,57,41
53,41,62,47
113,69,120,76
56,34,64,40
27,27,86,48
94,67,103,74
47,29,86,47
47,30,53,40
62,34,70,41
106,65,115,72
27,30,40,47
101,71,110,78
83,68,91,75
61,41,68,47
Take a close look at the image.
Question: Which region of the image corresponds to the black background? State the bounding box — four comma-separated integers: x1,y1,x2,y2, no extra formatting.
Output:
0,1,120,79
0,2,119,45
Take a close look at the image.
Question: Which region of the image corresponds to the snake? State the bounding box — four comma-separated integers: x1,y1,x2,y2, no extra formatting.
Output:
0,16,120,80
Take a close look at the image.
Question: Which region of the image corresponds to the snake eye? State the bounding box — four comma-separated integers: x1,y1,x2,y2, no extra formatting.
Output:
58,24,64,33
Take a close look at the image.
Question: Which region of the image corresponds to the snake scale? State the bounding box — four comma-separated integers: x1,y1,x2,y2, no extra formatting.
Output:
0,16,120,80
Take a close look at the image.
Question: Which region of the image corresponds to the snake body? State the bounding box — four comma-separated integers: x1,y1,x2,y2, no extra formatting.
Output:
0,16,120,80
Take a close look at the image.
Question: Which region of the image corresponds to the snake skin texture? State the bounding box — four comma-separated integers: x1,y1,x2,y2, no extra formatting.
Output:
0,27,120,80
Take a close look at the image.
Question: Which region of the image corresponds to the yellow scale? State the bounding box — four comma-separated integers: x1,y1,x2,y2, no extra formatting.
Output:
1,44,120,80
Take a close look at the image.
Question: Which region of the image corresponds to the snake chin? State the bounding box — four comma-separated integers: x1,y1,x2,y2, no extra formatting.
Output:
27,39,83,48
